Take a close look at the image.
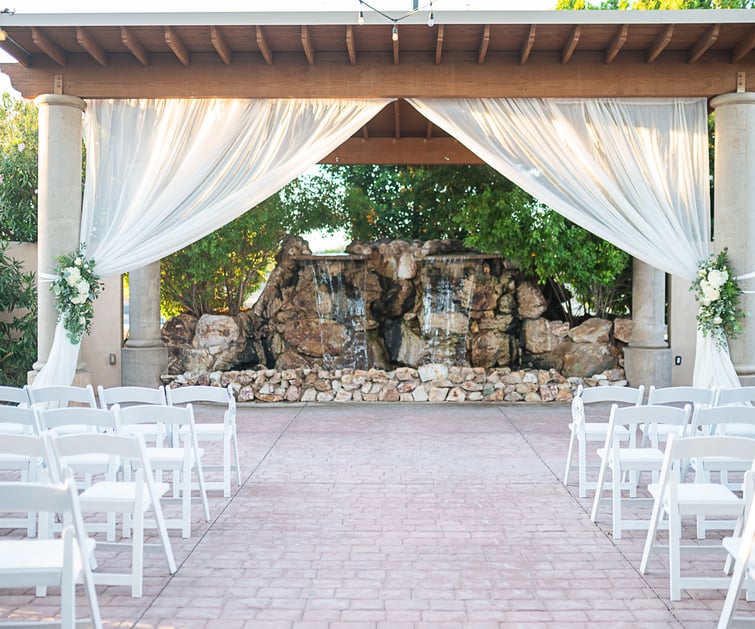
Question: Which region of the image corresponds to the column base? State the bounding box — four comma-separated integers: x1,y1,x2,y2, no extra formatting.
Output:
27,367,92,388
121,345,169,388
737,373,755,387
624,347,672,391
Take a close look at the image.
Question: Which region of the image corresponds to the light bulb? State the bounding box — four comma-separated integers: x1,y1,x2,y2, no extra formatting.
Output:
358,10,364,25
392,24,398,42
428,10,434,27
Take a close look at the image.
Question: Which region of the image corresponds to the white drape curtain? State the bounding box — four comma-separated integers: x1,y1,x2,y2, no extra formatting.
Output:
33,97,393,387
408,97,737,388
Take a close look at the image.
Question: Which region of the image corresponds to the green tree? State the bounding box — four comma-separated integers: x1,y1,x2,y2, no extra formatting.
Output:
0,93,38,243
0,241,37,386
160,172,344,317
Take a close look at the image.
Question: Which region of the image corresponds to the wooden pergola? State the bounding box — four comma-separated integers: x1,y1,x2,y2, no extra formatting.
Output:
1,9,753,164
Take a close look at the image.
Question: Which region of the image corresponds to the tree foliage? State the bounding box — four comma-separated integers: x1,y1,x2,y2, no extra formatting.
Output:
556,0,751,9
0,93,38,243
0,241,37,386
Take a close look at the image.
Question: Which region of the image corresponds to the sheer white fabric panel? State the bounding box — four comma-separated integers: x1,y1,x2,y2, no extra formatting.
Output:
82,98,392,276
407,97,710,280
34,98,392,387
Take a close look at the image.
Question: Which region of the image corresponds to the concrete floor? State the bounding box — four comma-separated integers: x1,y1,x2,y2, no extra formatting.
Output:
2,401,754,628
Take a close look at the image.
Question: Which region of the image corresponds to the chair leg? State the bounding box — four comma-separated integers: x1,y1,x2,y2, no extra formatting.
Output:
640,495,665,574
577,435,588,498
669,507,683,601
612,462,623,540
591,454,608,523
223,432,232,498
61,528,75,629
232,432,242,486
563,427,576,486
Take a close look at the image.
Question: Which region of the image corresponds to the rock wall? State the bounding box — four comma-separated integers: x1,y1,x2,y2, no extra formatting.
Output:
162,236,633,393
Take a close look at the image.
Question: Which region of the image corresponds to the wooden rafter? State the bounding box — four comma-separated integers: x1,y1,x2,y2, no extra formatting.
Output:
0,38,31,68
435,25,444,65
647,24,673,64
121,26,149,66
732,29,755,63
346,25,357,65
521,24,536,65
256,25,273,65
605,24,627,65
361,125,369,141
165,26,190,66
478,24,490,65
393,25,399,65
211,25,232,65
31,27,66,66
301,25,315,65
394,100,401,140
688,23,719,64
562,25,580,64
76,26,107,67
425,121,433,140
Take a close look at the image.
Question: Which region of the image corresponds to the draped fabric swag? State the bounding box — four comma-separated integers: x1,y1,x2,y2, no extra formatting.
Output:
407,97,737,389
33,97,394,387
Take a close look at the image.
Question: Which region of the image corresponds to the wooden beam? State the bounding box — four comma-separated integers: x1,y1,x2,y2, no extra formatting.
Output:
425,121,433,140
688,23,719,64
435,25,444,66
562,25,580,65
210,26,232,65
301,25,315,66
394,100,401,140
521,25,536,66
647,24,673,64
393,26,400,65
321,137,483,165
605,24,627,65
121,26,150,66
5,53,752,100
76,27,107,67
478,24,490,65
361,125,369,141
165,27,190,66
346,25,357,66
0,39,30,68
256,25,273,65
732,29,755,64
31,27,66,67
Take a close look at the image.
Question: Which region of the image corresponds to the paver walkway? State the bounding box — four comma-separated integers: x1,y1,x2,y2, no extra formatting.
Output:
2,401,754,628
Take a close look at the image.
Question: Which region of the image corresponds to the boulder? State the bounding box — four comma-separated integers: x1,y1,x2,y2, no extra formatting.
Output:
568,317,612,344
517,282,548,319
470,330,510,369
162,313,197,346
613,318,632,343
562,343,618,378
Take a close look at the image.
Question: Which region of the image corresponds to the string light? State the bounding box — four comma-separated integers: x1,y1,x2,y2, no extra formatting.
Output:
358,9,364,25
357,0,436,31
428,3,434,27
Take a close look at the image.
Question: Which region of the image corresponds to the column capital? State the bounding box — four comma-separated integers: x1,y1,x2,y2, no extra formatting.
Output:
711,92,755,110
33,94,86,112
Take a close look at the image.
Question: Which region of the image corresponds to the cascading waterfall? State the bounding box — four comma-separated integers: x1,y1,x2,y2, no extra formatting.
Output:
421,257,477,365
310,257,369,370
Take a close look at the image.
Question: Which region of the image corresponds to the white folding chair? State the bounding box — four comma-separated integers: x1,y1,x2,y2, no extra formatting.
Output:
166,384,241,497
643,385,716,447
49,431,177,598
563,384,644,498
0,426,49,537
0,472,102,629
640,434,755,600
114,403,210,538
718,469,755,628
98,385,168,446
591,403,691,539
27,383,98,411
0,384,32,434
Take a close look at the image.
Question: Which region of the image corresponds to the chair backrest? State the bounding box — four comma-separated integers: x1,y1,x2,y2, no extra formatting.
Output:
39,407,118,433
0,405,41,434
0,433,59,481
166,385,236,424
28,384,97,408
647,385,716,407
606,403,691,448
578,384,645,407
0,384,31,406
98,385,166,409
114,403,193,428
715,386,755,406
691,405,755,436
50,431,152,477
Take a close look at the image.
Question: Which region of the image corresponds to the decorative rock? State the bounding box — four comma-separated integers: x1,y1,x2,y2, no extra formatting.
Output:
524,392,542,402
237,385,255,402
378,386,400,402
285,386,300,402
300,388,318,402
568,317,612,344
613,318,632,343
428,387,449,402
539,384,558,402
334,389,353,402
517,282,548,319
394,367,418,381
468,392,484,401
316,391,335,402
562,343,618,378
447,387,467,402
418,364,449,382
412,386,429,402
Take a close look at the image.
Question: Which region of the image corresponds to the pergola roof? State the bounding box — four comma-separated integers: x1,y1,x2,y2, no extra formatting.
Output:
1,9,753,164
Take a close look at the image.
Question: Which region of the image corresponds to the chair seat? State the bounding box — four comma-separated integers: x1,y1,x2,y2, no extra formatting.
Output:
723,536,755,571
570,422,630,440
180,424,225,438
146,446,204,465
79,480,170,509
0,538,95,581
0,422,28,435
649,482,743,514
599,447,665,468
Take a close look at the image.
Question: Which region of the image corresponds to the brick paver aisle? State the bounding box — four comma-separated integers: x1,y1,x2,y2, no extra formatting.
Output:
2,402,752,628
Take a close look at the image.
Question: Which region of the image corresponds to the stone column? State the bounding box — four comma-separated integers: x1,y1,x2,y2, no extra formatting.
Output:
121,261,168,387
711,92,755,386
624,258,672,390
31,94,86,378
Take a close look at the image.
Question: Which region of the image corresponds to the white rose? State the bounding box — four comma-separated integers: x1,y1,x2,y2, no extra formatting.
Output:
713,316,723,325
78,316,86,325
74,257,82,266
707,268,728,289
702,283,720,303
70,293,86,305
76,279,90,295
65,266,81,286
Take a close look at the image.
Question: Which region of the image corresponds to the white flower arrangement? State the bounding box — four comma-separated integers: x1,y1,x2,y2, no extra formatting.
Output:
691,248,744,349
51,244,103,344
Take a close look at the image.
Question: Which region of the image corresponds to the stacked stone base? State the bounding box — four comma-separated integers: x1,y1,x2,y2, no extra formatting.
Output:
162,364,628,403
